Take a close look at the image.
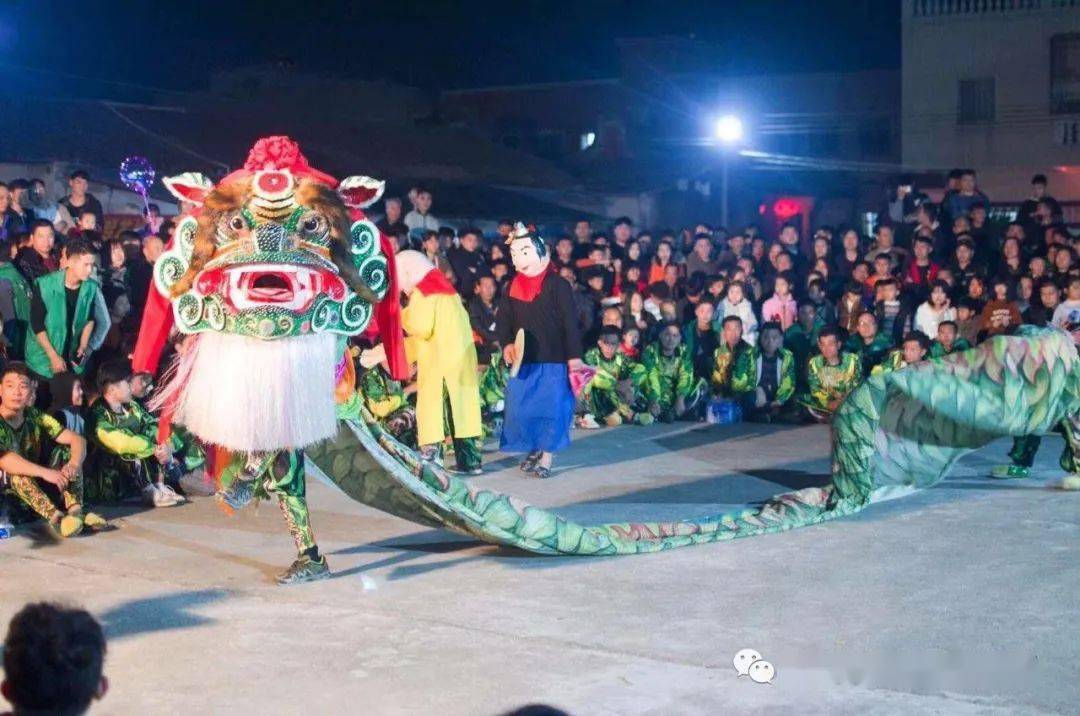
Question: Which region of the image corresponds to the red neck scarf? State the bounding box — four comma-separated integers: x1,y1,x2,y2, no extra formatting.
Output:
414,269,457,296
509,267,551,302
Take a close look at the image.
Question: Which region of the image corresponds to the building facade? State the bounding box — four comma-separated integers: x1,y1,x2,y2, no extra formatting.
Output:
902,0,1080,205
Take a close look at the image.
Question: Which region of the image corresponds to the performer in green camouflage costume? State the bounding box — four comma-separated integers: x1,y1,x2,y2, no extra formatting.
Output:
871,332,930,377
355,357,416,446
731,322,797,422
802,325,862,420
86,364,205,504
710,315,750,397
582,326,651,426
477,350,508,438
641,322,707,422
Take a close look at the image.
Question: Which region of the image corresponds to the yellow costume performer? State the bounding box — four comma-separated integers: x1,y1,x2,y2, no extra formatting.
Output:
394,250,483,473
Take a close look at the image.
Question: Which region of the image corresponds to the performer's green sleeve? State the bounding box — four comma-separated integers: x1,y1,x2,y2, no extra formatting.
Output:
95,424,155,459
806,357,829,409
730,348,757,395
777,350,796,405
675,350,695,399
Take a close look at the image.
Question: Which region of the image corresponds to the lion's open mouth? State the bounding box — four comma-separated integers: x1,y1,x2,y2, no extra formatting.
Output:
195,263,347,314
246,273,294,303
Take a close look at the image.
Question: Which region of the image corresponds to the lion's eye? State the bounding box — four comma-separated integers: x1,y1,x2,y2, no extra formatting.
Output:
228,215,246,231
297,214,329,244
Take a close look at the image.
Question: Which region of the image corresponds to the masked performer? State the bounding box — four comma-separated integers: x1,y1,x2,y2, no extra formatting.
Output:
390,250,483,474
133,136,406,585
496,223,582,478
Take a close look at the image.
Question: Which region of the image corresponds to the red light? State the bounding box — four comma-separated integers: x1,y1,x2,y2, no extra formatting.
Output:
773,198,800,219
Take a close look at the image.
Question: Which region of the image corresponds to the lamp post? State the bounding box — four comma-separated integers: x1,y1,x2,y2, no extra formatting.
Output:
714,115,744,229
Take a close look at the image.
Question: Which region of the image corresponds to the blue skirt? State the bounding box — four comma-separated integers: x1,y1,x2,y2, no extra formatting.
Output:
500,362,575,454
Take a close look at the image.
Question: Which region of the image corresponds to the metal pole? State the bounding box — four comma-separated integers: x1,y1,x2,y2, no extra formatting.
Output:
721,153,729,229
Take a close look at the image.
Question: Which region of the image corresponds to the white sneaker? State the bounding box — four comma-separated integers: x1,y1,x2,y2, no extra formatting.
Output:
143,484,180,508
578,414,601,430
158,484,188,504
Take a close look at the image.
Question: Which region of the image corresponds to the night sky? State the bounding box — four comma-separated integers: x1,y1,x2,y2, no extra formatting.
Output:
0,0,897,96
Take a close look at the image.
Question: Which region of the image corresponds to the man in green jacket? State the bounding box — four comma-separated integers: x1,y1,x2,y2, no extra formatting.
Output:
732,322,797,423
928,320,971,358
0,256,32,359
25,240,104,405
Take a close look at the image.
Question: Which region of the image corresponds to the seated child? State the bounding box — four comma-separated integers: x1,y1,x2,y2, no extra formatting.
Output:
731,322,797,423
0,362,105,537
642,321,708,422
872,331,930,376
955,298,981,347
619,326,641,360
582,326,651,427
929,320,971,358
47,372,85,435
86,362,206,507
801,326,862,423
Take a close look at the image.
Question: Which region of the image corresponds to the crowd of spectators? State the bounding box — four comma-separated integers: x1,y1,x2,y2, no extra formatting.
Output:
373,170,1075,431
0,171,203,537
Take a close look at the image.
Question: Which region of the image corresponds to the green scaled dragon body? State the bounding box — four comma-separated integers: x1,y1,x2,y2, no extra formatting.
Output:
308,327,1080,555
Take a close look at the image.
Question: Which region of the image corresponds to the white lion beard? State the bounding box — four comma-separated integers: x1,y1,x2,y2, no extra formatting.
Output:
154,331,340,453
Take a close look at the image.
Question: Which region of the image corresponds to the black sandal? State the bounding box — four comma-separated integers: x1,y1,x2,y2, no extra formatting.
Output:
519,452,540,472
529,466,552,479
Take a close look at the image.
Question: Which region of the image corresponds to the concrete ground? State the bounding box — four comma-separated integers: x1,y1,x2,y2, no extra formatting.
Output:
2,421,1078,715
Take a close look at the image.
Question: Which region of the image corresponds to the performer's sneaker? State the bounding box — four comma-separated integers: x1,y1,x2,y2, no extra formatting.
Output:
49,513,83,538
143,484,182,508
215,479,255,511
989,464,1031,479
81,512,112,532
577,414,601,430
633,412,655,426
449,465,483,476
276,555,331,585
603,412,623,427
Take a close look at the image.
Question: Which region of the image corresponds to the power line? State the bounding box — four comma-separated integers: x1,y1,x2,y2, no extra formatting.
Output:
101,102,230,172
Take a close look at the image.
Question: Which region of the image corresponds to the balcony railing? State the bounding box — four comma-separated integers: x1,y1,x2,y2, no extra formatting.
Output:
913,0,1080,16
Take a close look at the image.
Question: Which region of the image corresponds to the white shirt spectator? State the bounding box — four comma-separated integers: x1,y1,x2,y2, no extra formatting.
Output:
404,210,440,236
914,302,956,339
718,297,758,345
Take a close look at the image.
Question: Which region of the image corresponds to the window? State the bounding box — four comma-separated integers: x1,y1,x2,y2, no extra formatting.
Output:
1051,33,1080,114
958,78,995,124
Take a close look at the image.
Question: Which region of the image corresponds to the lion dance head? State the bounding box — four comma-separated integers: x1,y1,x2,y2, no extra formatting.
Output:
150,136,399,453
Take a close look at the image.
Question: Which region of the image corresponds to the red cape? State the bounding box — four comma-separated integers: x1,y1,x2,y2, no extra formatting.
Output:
508,266,552,303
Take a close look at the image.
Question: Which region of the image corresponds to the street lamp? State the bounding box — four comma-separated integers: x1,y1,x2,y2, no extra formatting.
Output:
714,115,744,145
713,114,745,228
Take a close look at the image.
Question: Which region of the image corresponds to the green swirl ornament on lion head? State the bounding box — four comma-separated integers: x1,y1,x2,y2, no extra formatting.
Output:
157,136,390,340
